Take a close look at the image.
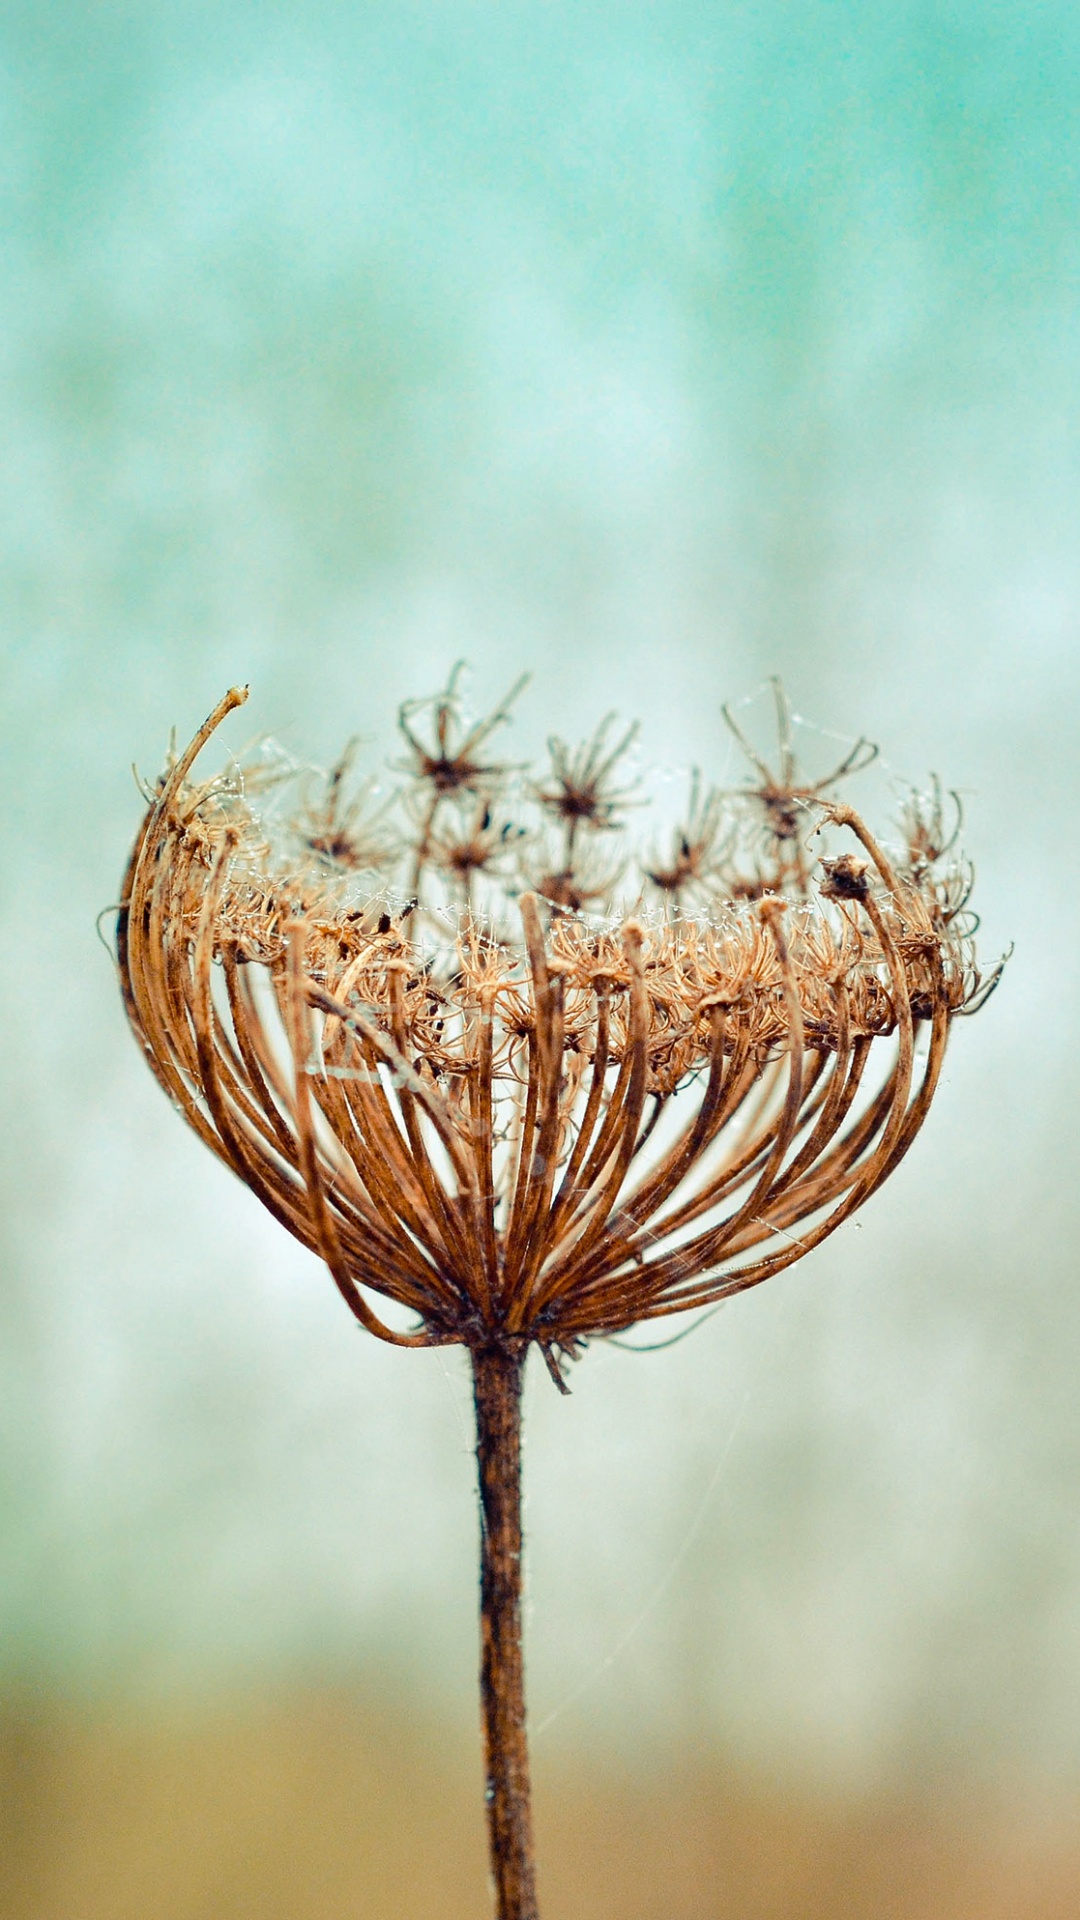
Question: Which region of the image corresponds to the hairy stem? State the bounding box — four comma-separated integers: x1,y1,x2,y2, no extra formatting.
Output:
472,1341,538,1920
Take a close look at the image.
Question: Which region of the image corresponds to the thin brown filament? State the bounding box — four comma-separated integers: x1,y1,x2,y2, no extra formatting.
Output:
546,984,612,1226
469,991,500,1310
385,969,480,1292
503,897,566,1296
285,928,434,1348
533,928,651,1306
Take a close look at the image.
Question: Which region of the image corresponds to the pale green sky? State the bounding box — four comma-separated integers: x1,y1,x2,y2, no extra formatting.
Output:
2,3,1078,1789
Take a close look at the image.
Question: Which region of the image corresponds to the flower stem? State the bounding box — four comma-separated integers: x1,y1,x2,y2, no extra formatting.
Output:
471,1341,539,1920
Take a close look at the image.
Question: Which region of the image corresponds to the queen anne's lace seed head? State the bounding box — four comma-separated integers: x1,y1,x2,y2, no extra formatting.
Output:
116,672,1004,1385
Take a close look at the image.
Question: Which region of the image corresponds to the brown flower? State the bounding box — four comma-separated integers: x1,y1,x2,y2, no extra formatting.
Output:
115,675,1003,1920
118,682,1000,1366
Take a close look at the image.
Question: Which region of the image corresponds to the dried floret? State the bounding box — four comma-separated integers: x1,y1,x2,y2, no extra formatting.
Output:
645,770,731,910
294,738,399,873
395,661,529,797
535,715,641,851
720,678,879,896
393,663,529,914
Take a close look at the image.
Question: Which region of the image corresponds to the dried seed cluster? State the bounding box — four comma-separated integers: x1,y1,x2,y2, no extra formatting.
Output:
117,673,1001,1382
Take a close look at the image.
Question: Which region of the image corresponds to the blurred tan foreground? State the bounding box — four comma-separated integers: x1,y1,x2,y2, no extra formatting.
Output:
2,1691,1077,1920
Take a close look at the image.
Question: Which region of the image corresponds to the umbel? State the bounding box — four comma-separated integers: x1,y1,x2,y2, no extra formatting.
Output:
116,671,1002,1920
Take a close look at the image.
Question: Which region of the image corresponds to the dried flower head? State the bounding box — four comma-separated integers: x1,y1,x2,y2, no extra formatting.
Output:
117,675,1001,1375
114,672,1004,1920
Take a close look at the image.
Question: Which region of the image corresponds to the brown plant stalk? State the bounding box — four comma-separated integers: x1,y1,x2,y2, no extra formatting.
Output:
115,672,1002,1920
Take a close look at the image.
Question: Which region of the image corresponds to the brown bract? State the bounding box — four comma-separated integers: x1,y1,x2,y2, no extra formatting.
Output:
116,677,1001,1385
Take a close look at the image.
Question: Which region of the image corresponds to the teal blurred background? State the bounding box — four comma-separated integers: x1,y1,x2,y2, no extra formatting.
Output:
2,5,1079,1913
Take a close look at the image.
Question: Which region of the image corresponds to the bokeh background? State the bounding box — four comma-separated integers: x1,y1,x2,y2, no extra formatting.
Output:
2,5,1079,1915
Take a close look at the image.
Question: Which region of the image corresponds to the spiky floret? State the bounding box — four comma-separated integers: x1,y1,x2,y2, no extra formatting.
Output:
116,675,1001,1381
